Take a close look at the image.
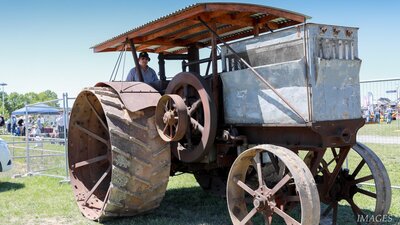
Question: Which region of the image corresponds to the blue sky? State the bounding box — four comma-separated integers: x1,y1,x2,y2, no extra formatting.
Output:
0,0,399,98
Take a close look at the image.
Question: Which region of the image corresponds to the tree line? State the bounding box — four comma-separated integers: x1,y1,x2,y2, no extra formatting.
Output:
0,90,59,116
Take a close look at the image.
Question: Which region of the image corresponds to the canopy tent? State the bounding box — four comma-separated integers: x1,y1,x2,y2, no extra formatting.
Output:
11,103,60,115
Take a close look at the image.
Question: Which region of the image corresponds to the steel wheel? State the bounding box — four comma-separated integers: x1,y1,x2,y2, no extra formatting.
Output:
68,87,170,220
312,143,391,225
166,72,217,162
155,94,188,142
227,144,320,225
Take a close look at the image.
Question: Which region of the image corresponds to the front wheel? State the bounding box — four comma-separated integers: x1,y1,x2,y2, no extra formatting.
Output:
227,144,320,225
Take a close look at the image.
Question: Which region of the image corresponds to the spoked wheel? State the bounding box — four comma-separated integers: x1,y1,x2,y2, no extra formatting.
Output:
68,87,170,221
155,94,188,142
166,72,217,162
227,144,320,225
309,143,391,225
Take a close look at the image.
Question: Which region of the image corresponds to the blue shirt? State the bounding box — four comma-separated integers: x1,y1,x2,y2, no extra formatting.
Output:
126,66,158,83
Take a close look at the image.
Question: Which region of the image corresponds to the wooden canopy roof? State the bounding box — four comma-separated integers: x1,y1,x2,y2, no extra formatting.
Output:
92,2,309,54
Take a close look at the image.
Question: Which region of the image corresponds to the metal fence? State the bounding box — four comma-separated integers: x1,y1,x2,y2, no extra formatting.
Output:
358,78,400,189
6,93,74,181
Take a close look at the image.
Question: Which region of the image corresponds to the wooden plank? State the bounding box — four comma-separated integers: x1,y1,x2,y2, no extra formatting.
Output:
181,24,245,46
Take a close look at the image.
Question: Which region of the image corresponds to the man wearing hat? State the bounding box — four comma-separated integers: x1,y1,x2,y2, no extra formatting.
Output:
126,52,158,83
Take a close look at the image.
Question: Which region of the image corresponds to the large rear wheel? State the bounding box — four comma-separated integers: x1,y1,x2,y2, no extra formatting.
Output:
68,87,170,220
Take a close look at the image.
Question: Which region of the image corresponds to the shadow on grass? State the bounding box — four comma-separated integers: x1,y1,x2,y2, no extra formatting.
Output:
0,181,25,192
100,186,400,225
102,186,231,225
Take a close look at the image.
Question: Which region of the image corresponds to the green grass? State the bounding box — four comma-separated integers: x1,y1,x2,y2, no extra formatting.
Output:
0,134,399,224
358,120,400,136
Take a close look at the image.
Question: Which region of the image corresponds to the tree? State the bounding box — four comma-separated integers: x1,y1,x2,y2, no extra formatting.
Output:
0,90,60,117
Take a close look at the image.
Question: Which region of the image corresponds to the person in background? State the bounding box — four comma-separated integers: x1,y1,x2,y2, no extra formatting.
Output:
56,113,65,138
37,115,44,133
11,115,17,135
386,107,393,124
126,52,158,84
0,115,4,127
374,106,381,123
17,117,25,136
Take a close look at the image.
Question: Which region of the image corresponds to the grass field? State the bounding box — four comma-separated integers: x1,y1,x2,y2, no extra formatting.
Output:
358,120,400,136
0,134,399,224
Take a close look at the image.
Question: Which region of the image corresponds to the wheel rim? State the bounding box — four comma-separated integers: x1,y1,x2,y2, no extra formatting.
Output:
227,144,320,225
155,94,188,142
166,72,217,162
68,90,112,219
312,143,392,225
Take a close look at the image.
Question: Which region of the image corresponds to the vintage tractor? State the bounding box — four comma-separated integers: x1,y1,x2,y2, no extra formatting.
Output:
67,3,391,224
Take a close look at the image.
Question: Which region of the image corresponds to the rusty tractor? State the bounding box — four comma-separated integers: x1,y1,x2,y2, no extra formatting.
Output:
67,3,391,224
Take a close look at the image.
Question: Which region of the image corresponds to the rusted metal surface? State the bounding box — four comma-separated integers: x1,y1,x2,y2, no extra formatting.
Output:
68,87,170,220
227,145,320,224
92,3,308,54
95,81,160,112
235,119,363,149
155,94,188,142
165,72,217,162
307,143,391,225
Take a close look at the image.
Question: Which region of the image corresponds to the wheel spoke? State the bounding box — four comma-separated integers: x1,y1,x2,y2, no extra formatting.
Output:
73,154,108,169
263,212,272,225
168,99,172,111
163,124,169,135
256,161,263,188
267,152,280,175
83,165,111,205
164,102,169,112
85,95,107,131
75,123,109,146
188,99,202,116
351,175,374,185
273,206,301,225
352,159,366,178
239,207,258,225
170,124,174,137
234,177,255,196
190,117,204,134
332,202,338,225
347,198,366,224
269,174,291,196
183,84,189,101
331,148,338,162
356,187,377,198
326,156,338,168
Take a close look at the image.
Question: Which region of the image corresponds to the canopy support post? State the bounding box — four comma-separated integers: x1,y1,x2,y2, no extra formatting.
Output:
128,38,144,82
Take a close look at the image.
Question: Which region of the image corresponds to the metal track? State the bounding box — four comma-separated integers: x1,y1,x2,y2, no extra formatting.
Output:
68,87,170,220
